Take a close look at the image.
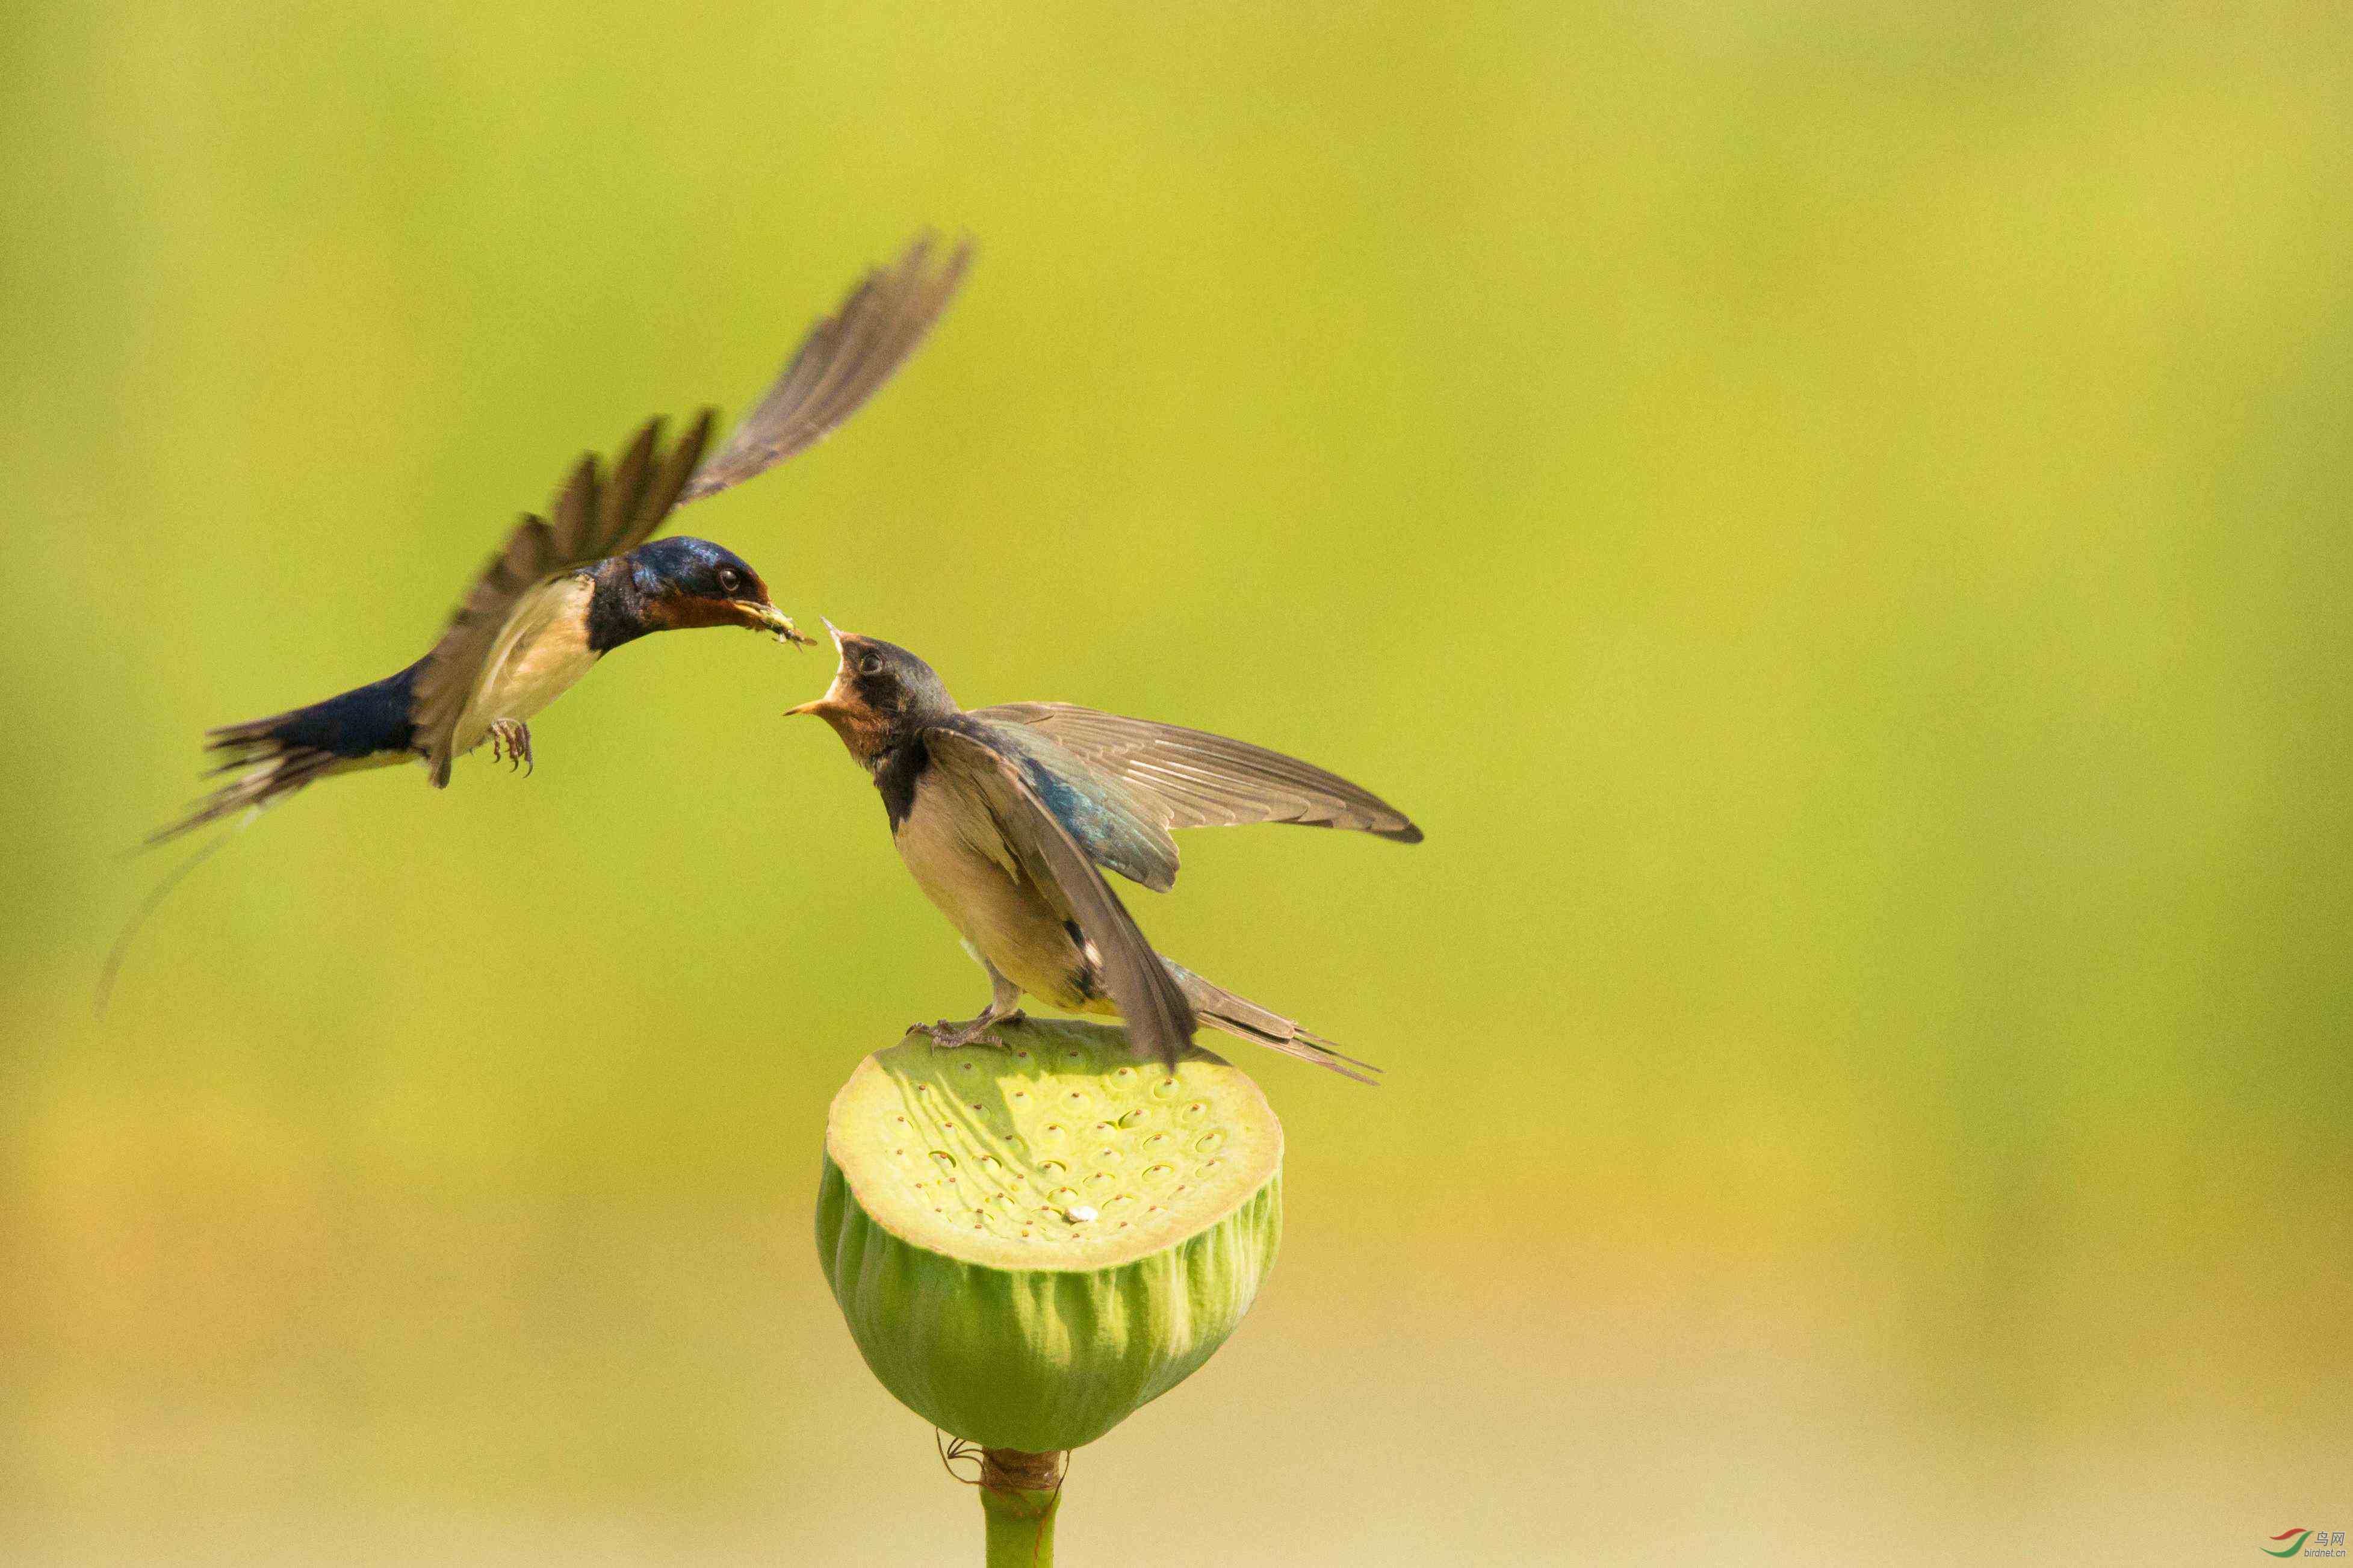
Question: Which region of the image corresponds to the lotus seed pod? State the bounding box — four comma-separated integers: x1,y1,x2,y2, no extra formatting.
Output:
817,1017,1283,1454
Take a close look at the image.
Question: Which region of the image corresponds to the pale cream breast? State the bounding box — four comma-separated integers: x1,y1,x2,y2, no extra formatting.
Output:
893,781,1096,1011
451,576,601,756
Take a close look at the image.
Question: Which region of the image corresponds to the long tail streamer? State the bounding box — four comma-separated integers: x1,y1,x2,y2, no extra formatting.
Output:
93,812,257,1020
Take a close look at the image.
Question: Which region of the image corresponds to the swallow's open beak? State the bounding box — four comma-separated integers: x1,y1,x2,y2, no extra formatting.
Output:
731,600,814,646
787,623,855,716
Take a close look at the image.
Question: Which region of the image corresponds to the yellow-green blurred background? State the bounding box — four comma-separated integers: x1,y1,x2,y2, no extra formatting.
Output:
5,3,2348,1561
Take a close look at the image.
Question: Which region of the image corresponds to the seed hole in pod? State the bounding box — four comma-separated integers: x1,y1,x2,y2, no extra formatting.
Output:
1201,1159,1221,1171
1117,1109,1150,1129
958,1061,975,1074
1091,1121,1115,1137
1117,1221,1132,1230
1147,1204,1165,1213
1048,1186,1080,1205
1014,1049,1032,1061
1151,1079,1179,1100
917,1084,935,1098
969,1102,984,1112
1104,1192,1138,1209
1042,1123,1067,1139
1005,1136,1028,1156
1062,1090,1088,1109
1038,1159,1067,1177
1085,1171,1117,1192
1181,1100,1208,1121
1113,1065,1137,1083
1020,1229,1034,1238
978,1155,1001,1172
1194,1130,1226,1154
929,1151,958,1171
894,1115,911,1126
1063,1052,1085,1067
1142,1162,1175,1183
1142,1132,1172,1152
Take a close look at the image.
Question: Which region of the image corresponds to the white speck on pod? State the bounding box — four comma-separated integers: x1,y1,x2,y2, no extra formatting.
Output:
1066,1205,1099,1223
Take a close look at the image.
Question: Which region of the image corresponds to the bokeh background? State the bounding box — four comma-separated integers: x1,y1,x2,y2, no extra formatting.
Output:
4,3,2348,1562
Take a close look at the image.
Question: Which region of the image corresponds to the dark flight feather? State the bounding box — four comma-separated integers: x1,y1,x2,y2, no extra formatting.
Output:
408,412,714,786
924,723,1197,1068
680,233,973,504
971,702,1424,848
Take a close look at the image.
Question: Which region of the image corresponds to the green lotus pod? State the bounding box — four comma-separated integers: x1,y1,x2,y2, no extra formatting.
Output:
816,1017,1284,1456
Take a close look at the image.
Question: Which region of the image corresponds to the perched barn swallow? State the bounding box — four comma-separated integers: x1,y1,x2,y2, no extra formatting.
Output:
789,629,1421,1081
155,235,971,841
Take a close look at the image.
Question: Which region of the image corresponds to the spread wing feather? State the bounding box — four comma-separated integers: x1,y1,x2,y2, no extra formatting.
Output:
924,724,1197,1068
679,233,973,504
970,702,1424,848
409,412,713,786
966,717,1180,892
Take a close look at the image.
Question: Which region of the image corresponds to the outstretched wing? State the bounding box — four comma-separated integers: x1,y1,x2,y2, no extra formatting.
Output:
409,413,713,787
966,716,1180,892
679,233,973,504
971,702,1424,846
925,722,1197,1068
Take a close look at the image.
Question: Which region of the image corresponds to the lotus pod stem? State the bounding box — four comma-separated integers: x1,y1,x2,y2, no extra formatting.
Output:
977,1448,1063,1567
817,1017,1285,1558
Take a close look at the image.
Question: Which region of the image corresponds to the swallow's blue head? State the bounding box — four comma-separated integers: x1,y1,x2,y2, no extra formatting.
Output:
787,625,956,759
621,537,808,643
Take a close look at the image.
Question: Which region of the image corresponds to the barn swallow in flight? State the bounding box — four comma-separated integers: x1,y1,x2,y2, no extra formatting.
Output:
789,629,1421,1082
153,235,971,841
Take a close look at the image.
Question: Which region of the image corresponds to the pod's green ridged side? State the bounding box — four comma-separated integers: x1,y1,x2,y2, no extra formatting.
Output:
817,1018,1283,1453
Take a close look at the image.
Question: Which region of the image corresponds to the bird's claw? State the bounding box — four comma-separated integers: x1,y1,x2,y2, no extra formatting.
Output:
488,720,534,776
914,1014,1018,1052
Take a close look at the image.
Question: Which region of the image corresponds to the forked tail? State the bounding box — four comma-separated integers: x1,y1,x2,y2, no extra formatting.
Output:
150,660,424,844
1162,959,1383,1085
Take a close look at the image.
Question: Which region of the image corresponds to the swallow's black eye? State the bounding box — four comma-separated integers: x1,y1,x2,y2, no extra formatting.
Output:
858,654,884,677
716,566,742,594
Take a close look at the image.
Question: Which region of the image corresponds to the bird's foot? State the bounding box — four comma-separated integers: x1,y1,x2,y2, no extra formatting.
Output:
487,720,534,775
914,1009,1025,1052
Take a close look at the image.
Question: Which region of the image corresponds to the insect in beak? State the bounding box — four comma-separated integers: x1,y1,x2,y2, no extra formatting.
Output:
733,600,813,646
